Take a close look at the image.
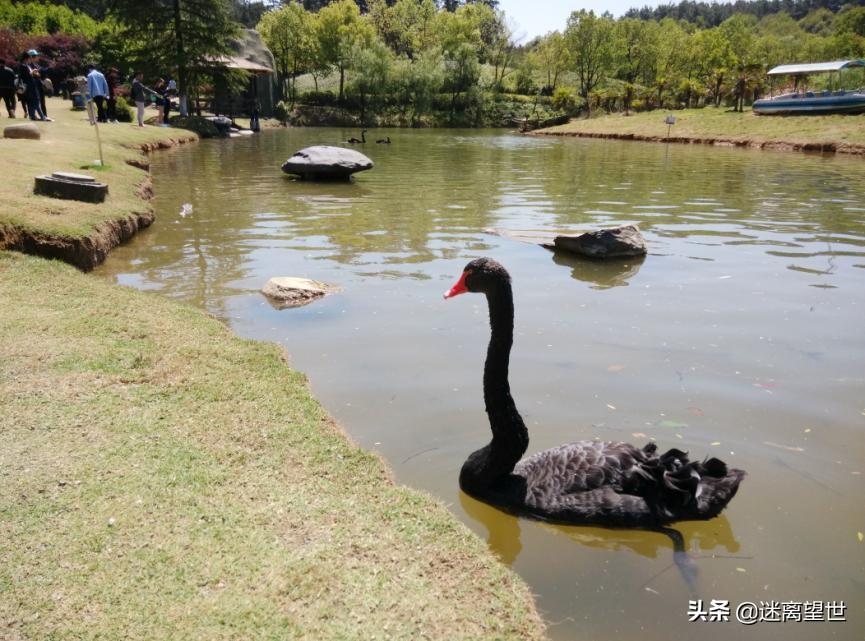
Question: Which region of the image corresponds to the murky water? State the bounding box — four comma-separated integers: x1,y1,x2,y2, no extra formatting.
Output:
97,128,865,640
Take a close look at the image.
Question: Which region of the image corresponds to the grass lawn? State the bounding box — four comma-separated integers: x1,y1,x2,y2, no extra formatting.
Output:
0,97,196,241
0,251,544,640
537,107,865,150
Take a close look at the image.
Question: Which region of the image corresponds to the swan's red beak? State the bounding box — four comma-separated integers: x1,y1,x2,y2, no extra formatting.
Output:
443,271,469,299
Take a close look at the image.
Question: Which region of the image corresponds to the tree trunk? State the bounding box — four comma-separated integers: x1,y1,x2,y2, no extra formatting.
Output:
339,66,345,102
172,0,189,117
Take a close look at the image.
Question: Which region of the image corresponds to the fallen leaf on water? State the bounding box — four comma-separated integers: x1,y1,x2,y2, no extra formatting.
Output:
804,428,812,433
753,382,778,389
632,432,648,438
607,364,626,372
764,441,805,453
719,275,732,279
659,420,688,429
736,567,747,573
858,532,863,542
606,404,616,410
675,433,683,439
711,441,721,446
645,587,660,595
687,406,704,417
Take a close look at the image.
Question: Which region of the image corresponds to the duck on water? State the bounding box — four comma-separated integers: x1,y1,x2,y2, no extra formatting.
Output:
443,258,745,529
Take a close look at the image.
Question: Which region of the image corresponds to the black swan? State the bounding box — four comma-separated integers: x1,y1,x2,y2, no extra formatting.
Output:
376,136,391,144
444,258,745,527
347,129,367,144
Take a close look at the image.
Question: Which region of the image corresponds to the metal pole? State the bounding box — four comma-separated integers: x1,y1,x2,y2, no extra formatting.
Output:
88,99,104,167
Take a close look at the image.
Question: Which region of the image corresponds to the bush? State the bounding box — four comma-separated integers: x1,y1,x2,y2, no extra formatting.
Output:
114,96,132,122
297,90,338,106
274,100,290,124
552,86,579,114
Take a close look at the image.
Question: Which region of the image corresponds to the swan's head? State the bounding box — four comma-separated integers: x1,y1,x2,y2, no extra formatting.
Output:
443,257,510,299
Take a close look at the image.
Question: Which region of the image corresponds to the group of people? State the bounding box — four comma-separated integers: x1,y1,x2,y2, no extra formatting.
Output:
85,65,176,127
0,49,179,129
0,50,54,122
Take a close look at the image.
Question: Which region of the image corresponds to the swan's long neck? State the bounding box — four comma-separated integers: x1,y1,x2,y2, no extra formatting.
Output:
460,281,529,495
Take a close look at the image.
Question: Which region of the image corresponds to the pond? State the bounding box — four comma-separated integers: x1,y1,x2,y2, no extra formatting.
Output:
97,128,865,640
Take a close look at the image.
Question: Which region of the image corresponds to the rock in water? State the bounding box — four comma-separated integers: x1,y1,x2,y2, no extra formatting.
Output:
261,277,339,309
281,146,373,180
4,123,41,140
552,225,647,258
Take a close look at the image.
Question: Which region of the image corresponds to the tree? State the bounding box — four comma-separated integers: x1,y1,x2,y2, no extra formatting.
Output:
527,31,570,92
691,27,734,107
259,2,317,104
316,0,375,101
108,0,239,116
349,39,392,122
565,10,616,109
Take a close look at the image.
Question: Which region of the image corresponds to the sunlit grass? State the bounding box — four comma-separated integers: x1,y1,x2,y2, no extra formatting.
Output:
0,252,544,640
540,107,865,148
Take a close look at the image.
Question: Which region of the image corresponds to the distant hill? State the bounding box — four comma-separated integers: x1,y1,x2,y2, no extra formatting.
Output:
624,0,860,26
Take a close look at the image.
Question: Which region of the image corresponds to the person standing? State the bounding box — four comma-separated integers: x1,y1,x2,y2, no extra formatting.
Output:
18,50,47,121
162,76,177,125
36,60,52,118
86,64,109,123
0,59,16,118
106,67,119,122
130,71,149,127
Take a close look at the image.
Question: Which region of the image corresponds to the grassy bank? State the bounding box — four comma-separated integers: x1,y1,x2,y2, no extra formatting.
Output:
0,251,544,640
535,107,865,154
0,97,197,268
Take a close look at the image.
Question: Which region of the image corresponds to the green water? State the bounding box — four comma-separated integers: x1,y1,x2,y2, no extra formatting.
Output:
97,128,865,640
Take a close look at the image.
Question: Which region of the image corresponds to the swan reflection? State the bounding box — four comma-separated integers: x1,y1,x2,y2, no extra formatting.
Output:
550,250,645,290
460,490,740,566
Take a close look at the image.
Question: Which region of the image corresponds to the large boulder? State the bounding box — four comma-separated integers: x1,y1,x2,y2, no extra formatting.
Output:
551,225,647,259
4,123,41,140
281,145,373,180
261,277,340,309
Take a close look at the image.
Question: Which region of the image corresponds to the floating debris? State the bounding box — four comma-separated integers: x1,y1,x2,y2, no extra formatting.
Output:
179,203,193,217
764,441,805,453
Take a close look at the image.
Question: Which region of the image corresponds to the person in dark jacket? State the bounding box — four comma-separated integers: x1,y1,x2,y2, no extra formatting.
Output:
18,50,48,121
0,59,16,117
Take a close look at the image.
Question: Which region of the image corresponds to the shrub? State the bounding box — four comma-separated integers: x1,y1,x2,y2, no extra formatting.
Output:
273,100,290,124
114,96,132,122
552,86,578,114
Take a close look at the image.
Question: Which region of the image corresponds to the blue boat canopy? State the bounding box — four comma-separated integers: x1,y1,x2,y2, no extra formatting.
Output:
767,60,865,76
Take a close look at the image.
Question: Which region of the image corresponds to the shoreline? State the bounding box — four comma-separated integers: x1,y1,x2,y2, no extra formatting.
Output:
532,109,865,158
0,98,201,270
0,135,197,271
530,128,865,156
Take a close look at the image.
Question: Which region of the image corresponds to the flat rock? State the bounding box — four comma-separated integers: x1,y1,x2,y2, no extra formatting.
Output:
281,145,373,180
551,225,647,258
4,123,41,140
261,277,340,309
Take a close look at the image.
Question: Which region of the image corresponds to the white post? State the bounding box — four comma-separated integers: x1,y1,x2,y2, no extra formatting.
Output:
87,99,104,167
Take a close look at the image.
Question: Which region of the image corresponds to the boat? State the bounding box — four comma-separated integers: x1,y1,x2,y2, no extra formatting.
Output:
752,60,865,115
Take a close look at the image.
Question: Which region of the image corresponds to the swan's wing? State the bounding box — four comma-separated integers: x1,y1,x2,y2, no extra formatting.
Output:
514,440,648,498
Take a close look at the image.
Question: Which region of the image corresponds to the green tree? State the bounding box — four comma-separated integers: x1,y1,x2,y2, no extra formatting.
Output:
316,0,375,101
565,10,616,109
108,0,238,116
258,2,317,104
349,38,392,122
527,31,570,92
